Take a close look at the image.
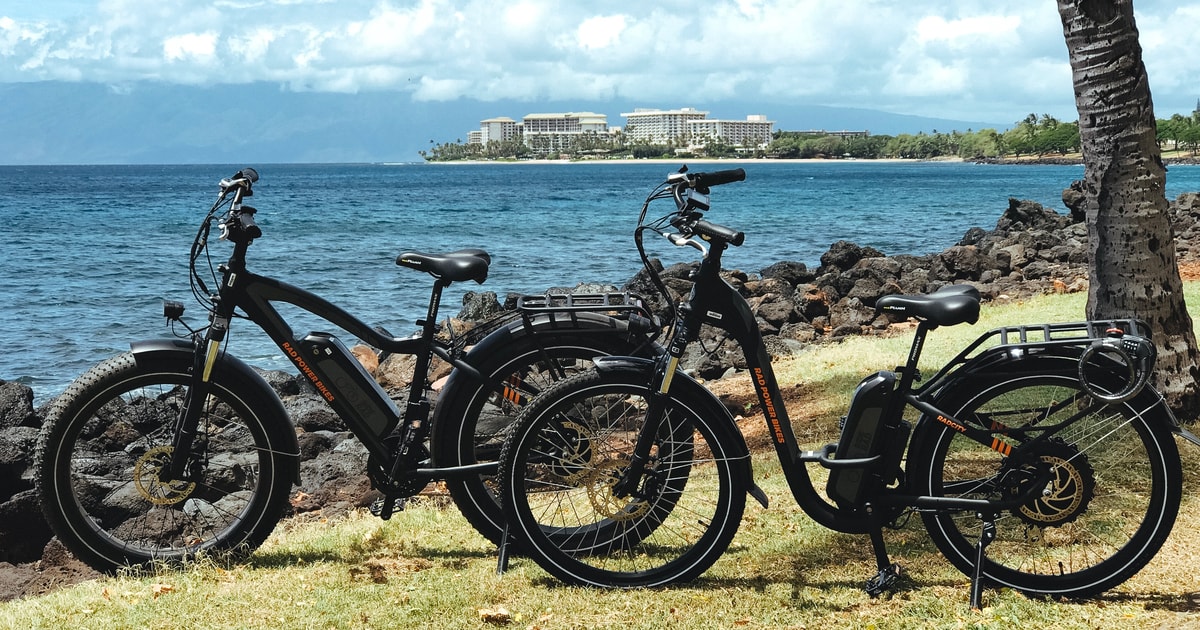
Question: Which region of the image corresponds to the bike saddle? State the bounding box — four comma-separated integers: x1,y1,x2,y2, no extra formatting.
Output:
875,284,981,327
397,248,491,284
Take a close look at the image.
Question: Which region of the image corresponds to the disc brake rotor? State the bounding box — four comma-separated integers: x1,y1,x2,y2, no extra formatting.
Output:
134,445,197,505
546,420,596,484
1010,439,1095,527
585,459,651,522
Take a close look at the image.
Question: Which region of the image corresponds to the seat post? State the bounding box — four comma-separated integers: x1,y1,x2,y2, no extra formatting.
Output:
417,277,451,340
895,320,935,394
398,276,451,440
406,277,450,404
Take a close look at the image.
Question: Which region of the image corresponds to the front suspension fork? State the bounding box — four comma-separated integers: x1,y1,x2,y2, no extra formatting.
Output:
612,319,690,498
163,318,228,481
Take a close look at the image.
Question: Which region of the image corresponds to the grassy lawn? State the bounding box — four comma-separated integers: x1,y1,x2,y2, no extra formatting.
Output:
5,287,1200,629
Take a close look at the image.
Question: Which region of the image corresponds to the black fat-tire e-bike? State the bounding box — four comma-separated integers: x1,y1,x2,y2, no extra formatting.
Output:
497,167,1200,607
34,168,661,573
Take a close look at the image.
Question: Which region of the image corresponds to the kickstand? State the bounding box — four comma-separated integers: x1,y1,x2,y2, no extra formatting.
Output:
970,513,998,610
496,525,513,575
864,515,903,598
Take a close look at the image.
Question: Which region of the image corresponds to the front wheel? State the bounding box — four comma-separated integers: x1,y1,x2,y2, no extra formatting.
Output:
431,328,657,546
910,373,1181,598
498,369,750,587
35,352,295,573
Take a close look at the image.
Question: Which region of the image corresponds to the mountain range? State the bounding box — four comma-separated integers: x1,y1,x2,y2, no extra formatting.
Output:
1,81,1011,165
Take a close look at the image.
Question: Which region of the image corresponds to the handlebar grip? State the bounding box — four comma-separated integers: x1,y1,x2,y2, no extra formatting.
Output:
694,219,745,246
692,168,746,190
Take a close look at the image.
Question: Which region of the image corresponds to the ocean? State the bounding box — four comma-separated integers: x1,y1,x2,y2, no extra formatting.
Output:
5,160,1200,403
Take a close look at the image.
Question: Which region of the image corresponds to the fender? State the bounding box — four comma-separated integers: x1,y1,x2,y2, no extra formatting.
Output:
129,338,301,483
593,355,755,473
433,310,660,426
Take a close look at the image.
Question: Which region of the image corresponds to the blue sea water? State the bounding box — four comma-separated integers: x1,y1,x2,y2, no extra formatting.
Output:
5,160,1200,403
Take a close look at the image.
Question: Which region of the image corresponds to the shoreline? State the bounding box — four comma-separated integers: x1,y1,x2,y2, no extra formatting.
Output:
419,153,1200,167
422,156,936,166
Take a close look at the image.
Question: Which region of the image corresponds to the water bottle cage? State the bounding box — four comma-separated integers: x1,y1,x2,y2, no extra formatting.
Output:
1077,332,1156,403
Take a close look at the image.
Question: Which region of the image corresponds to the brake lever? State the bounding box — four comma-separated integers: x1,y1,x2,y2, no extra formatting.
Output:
667,232,708,255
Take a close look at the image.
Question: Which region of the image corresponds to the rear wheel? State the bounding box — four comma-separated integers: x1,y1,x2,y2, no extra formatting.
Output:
498,369,749,587
35,353,294,573
911,373,1180,598
431,328,656,546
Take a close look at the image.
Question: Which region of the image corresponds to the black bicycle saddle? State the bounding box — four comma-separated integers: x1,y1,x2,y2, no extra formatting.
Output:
396,248,491,284
875,284,981,327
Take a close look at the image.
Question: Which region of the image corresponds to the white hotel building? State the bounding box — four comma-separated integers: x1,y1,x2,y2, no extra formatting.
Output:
621,108,774,149
688,115,774,149
466,107,774,153
521,112,608,153
621,108,710,144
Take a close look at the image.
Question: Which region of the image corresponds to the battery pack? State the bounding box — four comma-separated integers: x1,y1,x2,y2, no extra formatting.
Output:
296,332,400,437
827,370,897,506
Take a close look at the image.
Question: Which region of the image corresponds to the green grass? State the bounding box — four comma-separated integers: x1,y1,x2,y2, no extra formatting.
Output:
6,288,1200,629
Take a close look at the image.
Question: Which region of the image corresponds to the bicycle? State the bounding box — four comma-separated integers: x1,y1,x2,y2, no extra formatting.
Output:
34,167,662,573
497,167,1200,607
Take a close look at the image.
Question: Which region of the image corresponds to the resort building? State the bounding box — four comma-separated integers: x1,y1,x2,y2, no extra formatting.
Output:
621,108,709,145
478,117,520,144
688,115,775,149
519,112,609,155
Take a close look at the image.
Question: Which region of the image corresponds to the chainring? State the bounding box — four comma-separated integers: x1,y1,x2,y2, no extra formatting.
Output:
368,436,431,498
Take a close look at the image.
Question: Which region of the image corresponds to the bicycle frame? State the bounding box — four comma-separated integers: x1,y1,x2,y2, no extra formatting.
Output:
622,227,1189,536
170,230,501,478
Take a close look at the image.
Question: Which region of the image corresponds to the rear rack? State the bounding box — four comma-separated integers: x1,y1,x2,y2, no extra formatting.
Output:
963,318,1152,357
449,292,657,354
920,318,1153,395
517,291,653,318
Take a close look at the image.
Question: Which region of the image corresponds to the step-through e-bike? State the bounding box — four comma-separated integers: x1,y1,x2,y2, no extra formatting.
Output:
497,167,1200,607
35,167,662,573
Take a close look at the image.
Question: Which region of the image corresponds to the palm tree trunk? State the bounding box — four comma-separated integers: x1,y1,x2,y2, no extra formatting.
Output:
1057,0,1200,416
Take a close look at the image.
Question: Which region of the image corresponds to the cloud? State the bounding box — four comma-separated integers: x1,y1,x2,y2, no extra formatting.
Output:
1,0,1198,122
163,32,218,62
575,15,627,50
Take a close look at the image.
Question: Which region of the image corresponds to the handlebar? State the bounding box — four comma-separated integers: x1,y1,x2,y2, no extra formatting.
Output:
220,167,259,193
691,168,746,191
668,167,746,191
215,167,262,244
694,218,745,247
229,206,262,241
658,167,747,247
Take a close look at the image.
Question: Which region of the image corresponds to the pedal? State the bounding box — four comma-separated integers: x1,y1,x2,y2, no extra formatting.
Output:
864,562,903,597
369,496,407,520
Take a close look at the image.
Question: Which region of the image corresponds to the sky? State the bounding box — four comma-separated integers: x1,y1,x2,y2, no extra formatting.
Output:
2,0,1199,135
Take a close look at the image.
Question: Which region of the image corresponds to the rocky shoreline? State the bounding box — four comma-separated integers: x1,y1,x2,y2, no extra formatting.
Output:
4,187,1200,600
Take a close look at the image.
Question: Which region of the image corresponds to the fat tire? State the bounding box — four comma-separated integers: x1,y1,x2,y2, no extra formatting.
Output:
35,353,295,573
